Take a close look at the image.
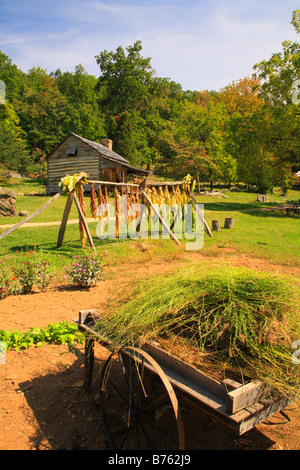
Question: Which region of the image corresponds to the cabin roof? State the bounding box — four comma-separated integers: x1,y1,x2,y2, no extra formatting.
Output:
47,133,150,175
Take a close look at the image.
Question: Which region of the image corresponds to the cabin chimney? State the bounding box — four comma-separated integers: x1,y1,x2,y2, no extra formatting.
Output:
100,139,113,151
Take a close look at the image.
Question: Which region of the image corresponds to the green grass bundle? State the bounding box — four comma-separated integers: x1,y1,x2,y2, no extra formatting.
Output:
97,263,300,398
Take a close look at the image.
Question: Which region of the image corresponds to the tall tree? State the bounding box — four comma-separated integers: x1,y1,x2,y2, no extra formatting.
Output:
218,77,270,190
54,64,106,141
0,50,25,101
252,9,300,190
0,102,29,173
95,40,155,116
17,67,69,156
113,111,136,162
163,94,235,188
95,41,160,163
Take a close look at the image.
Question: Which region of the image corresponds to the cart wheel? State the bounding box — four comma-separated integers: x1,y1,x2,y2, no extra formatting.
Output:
99,346,185,450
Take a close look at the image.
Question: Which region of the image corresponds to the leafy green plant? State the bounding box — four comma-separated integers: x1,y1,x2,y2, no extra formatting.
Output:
65,249,105,287
0,321,84,351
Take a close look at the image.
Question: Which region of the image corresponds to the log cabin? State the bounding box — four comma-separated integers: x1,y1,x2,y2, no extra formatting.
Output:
46,133,150,194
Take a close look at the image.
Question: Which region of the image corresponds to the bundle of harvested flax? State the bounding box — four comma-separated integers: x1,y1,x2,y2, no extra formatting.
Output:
97,263,300,399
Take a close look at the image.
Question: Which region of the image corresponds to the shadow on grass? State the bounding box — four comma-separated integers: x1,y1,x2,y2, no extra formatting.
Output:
203,201,300,219
6,236,129,254
203,200,288,212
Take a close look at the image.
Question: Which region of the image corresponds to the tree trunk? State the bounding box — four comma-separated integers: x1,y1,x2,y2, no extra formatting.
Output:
212,220,220,232
196,169,201,194
224,217,234,229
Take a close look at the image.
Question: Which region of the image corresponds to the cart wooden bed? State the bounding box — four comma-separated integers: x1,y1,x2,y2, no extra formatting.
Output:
73,309,291,450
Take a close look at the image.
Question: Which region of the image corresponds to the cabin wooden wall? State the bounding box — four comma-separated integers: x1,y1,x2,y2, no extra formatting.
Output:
47,135,127,193
47,135,98,193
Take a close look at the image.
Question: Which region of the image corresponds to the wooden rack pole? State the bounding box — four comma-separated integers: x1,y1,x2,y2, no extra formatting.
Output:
146,181,183,187
87,180,139,188
87,180,183,188
73,194,96,251
57,191,75,248
141,189,181,246
0,192,61,240
188,190,212,237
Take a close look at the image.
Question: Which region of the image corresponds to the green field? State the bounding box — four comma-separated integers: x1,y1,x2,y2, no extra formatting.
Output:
0,178,299,271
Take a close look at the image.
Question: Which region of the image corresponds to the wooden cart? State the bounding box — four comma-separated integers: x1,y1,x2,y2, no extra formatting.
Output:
73,310,291,450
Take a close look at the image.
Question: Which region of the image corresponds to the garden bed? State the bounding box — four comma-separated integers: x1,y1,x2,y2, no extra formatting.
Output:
0,252,299,450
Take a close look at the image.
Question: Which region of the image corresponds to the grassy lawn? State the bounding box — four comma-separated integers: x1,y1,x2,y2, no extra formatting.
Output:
0,193,81,225
202,209,300,264
0,178,299,271
196,188,300,265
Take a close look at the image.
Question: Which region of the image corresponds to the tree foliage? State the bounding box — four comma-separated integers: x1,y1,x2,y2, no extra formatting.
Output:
95,40,154,115
0,12,299,193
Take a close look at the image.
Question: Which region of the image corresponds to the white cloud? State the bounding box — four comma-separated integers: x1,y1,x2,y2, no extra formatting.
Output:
1,0,299,90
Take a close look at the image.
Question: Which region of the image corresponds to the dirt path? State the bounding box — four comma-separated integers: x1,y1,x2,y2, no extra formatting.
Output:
0,202,291,230
0,218,97,230
0,251,299,450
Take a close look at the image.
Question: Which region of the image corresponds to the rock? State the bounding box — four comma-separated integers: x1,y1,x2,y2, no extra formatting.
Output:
18,210,29,217
7,171,22,179
0,187,17,217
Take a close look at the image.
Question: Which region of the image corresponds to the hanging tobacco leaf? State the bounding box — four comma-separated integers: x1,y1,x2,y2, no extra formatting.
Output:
90,183,97,219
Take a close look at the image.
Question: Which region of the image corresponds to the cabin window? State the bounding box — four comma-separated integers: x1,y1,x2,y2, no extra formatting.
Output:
66,148,77,156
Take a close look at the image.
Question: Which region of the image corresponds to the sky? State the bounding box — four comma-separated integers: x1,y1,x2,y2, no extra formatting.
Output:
0,0,299,91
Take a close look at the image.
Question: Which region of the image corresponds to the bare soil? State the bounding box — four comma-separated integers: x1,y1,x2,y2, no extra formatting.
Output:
0,249,299,450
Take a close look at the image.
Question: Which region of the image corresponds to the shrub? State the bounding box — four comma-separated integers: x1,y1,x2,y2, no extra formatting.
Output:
13,248,55,293
66,249,106,288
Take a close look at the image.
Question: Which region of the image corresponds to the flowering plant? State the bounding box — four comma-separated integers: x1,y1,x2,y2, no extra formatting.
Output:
0,258,20,299
14,249,55,293
66,249,106,288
